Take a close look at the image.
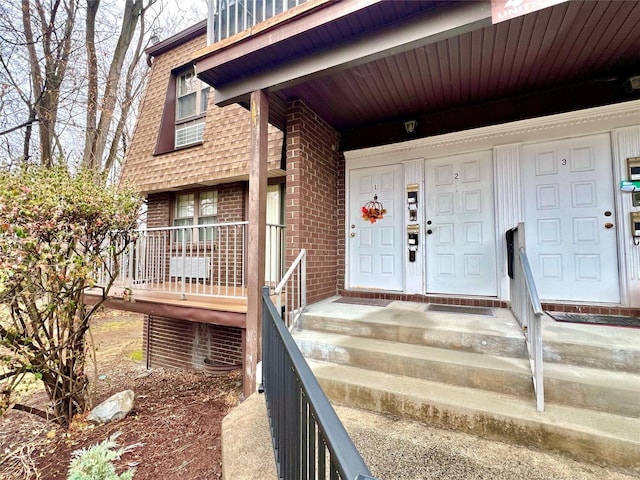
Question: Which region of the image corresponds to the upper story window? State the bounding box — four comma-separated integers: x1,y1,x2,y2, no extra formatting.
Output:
174,190,218,241
175,69,210,148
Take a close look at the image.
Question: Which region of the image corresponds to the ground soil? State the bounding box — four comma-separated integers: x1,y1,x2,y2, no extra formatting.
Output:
0,310,242,480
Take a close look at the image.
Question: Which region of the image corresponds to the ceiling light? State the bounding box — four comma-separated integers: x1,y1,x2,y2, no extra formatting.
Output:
404,120,418,134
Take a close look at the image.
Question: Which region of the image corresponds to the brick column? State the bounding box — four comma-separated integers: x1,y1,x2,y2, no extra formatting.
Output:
286,100,341,304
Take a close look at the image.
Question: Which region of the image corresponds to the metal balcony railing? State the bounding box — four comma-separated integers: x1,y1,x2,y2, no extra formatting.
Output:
95,222,285,300
208,0,309,44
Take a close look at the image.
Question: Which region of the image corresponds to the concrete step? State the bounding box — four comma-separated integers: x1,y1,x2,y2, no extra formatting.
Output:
542,317,640,373
300,304,528,359
295,329,640,417
294,330,534,398
544,362,640,417
307,359,640,470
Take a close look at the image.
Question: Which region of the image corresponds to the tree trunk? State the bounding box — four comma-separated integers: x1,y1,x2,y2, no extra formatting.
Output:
83,0,151,172
21,0,77,166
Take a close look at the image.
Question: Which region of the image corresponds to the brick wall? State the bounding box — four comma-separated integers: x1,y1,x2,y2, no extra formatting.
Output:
286,100,340,304
143,316,242,372
146,192,171,228
217,182,246,222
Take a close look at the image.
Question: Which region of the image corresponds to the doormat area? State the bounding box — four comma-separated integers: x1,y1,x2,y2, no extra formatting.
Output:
333,297,393,307
547,311,640,328
426,304,494,316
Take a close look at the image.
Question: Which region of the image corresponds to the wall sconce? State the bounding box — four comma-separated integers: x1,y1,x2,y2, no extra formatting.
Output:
624,75,640,94
404,120,418,134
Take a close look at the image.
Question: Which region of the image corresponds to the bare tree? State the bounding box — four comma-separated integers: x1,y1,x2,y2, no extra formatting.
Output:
0,0,162,176
21,0,78,167
82,0,154,172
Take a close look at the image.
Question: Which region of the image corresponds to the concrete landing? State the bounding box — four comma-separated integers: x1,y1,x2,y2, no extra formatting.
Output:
221,393,640,480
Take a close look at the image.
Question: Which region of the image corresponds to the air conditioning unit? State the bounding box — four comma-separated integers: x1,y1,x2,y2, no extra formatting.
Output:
170,257,210,279
624,75,640,94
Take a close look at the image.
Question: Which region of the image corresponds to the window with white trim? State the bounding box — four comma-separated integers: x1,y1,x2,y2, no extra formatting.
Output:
174,190,218,241
175,69,210,148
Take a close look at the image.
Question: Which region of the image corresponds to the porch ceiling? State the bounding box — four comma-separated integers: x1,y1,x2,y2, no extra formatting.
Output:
195,0,640,149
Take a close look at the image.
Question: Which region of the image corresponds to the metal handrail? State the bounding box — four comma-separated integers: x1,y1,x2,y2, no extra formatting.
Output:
508,222,545,412
274,248,306,330
262,286,376,480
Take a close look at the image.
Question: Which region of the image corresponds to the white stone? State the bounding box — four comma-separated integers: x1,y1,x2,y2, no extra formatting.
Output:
87,390,135,424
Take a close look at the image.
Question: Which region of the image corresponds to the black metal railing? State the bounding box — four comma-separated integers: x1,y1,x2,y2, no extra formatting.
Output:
262,286,376,480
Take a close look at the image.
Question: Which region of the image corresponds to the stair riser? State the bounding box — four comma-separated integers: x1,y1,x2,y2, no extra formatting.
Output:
301,315,527,358
544,342,640,373
545,379,640,417
297,339,534,398
318,377,640,470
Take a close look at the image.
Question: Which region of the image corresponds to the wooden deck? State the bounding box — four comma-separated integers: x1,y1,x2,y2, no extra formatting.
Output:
83,284,283,329
83,285,248,328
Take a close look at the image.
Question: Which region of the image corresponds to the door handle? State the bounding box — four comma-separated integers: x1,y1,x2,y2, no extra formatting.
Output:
604,223,614,229
350,232,356,237
426,229,433,235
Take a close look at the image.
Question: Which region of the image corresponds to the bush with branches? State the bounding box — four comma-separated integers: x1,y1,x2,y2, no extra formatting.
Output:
0,165,141,426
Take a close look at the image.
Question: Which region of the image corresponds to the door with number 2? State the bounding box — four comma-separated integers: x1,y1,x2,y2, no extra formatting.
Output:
425,151,497,296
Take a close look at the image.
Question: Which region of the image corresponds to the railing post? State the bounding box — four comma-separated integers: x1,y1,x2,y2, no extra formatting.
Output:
180,229,186,300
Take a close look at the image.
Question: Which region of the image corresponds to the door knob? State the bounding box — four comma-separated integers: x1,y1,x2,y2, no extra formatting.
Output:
350,232,356,237
426,229,433,235
604,223,614,229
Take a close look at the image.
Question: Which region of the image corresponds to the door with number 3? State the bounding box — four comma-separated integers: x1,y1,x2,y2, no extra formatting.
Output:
521,134,620,303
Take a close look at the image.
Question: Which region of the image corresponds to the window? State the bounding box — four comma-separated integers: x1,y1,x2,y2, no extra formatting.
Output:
175,69,210,148
174,190,218,241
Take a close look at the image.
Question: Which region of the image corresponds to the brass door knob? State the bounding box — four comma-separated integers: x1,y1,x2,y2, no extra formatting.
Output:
604,222,614,229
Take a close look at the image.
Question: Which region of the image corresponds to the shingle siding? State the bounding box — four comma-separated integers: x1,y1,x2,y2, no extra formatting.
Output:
121,32,283,194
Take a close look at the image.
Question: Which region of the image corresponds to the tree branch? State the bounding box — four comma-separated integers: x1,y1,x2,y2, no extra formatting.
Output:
11,403,55,421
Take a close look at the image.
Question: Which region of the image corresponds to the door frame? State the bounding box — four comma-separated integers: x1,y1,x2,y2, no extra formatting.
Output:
345,100,640,305
345,164,405,292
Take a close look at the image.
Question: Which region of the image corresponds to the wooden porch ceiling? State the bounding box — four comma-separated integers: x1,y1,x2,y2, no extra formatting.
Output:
195,0,640,149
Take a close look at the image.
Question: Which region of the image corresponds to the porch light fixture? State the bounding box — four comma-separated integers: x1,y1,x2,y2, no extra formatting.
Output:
404,120,418,134
624,75,640,94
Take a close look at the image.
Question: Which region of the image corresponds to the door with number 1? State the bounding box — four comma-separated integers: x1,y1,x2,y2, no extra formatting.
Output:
349,165,404,291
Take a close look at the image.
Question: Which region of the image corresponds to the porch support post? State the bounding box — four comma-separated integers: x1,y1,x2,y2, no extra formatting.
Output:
244,89,268,398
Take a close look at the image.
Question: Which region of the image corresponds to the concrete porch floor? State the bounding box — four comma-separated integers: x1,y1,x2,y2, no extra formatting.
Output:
222,297,640,479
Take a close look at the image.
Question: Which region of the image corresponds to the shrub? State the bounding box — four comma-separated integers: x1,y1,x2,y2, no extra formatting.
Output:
67,432,137,480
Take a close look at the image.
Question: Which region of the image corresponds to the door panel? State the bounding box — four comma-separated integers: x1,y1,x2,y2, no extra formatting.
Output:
522,134,620,303
426,151,497,295
349,165,403,291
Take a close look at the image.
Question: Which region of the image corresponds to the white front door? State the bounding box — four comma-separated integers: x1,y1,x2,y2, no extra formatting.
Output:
349,165,404,291
522,134,620,303
425,151,497,295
